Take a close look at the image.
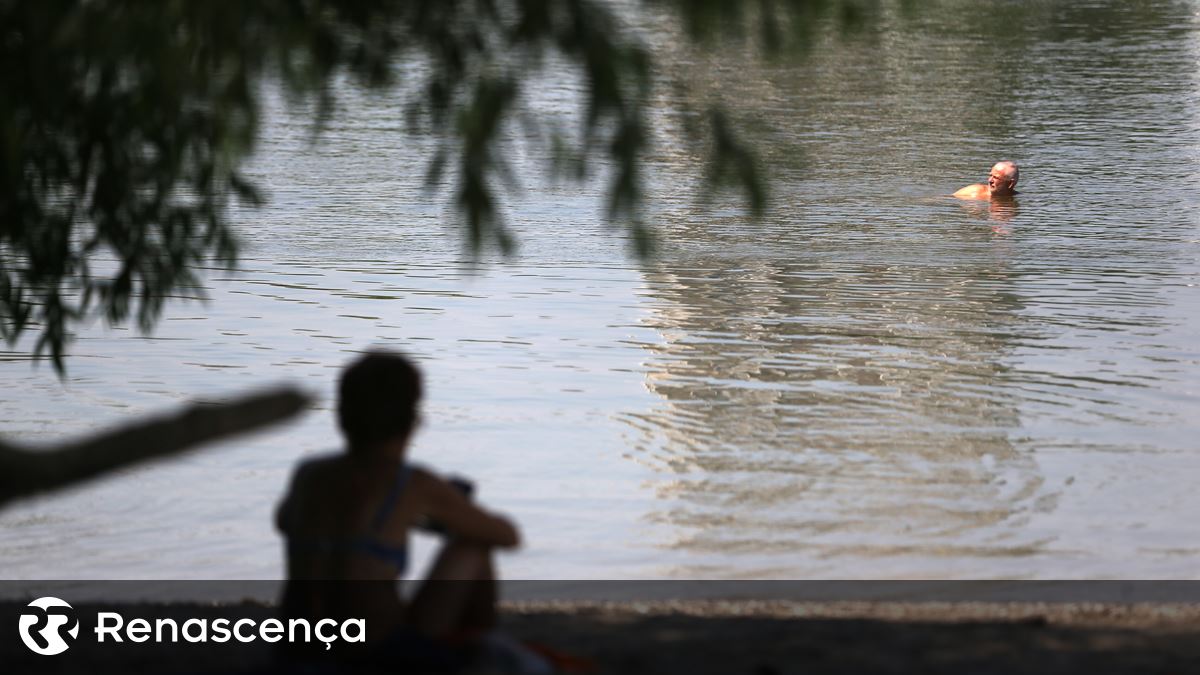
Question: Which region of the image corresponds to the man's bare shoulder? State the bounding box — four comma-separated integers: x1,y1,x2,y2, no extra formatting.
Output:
953,183,989,200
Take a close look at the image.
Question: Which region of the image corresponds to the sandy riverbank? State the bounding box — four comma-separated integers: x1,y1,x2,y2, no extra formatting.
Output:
505,599,1200,674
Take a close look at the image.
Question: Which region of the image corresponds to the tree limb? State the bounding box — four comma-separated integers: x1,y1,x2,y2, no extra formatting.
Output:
0,387,310,508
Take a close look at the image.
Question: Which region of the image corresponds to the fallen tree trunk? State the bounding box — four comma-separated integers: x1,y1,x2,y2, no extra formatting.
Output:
0,387,309,508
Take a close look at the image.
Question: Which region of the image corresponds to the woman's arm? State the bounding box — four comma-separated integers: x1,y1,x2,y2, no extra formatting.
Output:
413,468,520,548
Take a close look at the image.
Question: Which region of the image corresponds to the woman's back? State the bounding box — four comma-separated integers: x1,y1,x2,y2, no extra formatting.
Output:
276,350,520,652
278,454,421,633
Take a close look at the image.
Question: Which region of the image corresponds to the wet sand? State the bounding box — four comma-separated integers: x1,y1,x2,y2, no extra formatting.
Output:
504,600,1200,674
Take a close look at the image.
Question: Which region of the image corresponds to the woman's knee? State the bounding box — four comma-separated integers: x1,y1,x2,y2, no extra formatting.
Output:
429,539,494,579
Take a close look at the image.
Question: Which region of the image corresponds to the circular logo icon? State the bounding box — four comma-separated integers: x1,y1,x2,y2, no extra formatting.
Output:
18,597,79,655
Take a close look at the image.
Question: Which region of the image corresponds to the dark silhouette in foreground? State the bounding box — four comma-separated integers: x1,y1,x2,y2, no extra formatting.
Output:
275,351,521,667
0,387,309,509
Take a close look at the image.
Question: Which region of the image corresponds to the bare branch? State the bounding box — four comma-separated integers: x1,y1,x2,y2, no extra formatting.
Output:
0,387,310,508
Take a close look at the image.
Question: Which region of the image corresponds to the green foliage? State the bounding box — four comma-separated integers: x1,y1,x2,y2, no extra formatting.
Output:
0,0,869,372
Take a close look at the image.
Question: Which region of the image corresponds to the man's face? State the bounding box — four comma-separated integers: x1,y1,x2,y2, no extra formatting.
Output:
988,165,1016,194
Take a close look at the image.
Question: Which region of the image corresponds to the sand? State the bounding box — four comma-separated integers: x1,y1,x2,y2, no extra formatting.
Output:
504,599,1200,674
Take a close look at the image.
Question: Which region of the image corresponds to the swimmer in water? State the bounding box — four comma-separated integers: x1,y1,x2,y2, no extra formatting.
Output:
954,161,1019,200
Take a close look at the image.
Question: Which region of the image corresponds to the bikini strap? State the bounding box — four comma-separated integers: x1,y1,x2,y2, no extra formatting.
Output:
369,464,411,532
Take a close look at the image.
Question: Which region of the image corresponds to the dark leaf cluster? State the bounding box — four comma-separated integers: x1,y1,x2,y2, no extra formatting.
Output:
0,0,870,373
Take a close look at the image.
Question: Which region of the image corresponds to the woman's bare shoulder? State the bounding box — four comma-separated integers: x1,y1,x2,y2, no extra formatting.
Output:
405,464,442,491
287,454,355,495
293,453,342,475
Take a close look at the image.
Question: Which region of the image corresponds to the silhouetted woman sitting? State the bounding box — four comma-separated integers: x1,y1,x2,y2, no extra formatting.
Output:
276,351,520,668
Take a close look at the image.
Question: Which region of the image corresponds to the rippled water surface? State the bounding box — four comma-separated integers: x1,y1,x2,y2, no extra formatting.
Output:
3,2,1200,579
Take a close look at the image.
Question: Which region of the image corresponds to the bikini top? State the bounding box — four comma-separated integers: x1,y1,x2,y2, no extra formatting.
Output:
288,463,411,572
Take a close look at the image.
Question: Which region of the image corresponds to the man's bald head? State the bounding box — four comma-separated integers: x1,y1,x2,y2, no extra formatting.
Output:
988,161,1019,196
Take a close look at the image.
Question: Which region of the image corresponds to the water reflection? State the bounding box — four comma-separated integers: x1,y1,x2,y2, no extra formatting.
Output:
2,1,1200,579
955,197,1018,235
623,240,1054,571
621,0,1200,576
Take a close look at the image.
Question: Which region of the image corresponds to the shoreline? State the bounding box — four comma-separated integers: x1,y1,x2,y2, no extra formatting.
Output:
505,597,1200,630
501,600,1200,674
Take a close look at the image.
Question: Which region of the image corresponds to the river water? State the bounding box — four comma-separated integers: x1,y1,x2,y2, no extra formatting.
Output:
2,1,1199,579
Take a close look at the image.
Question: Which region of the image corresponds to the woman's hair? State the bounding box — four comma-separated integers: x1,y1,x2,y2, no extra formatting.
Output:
337,351,423,452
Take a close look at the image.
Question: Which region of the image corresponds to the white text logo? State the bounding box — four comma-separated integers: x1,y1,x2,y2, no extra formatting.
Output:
95,613,365,651
18,597,80,656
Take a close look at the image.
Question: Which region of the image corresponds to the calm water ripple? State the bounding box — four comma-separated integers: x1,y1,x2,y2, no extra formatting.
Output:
2,1,1200,579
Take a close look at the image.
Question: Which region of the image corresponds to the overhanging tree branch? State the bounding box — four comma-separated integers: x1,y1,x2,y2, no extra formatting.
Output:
0,387,310,509
0,0,868,372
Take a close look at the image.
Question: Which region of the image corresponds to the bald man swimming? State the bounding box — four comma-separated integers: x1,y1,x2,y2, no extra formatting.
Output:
954,161,1019,200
